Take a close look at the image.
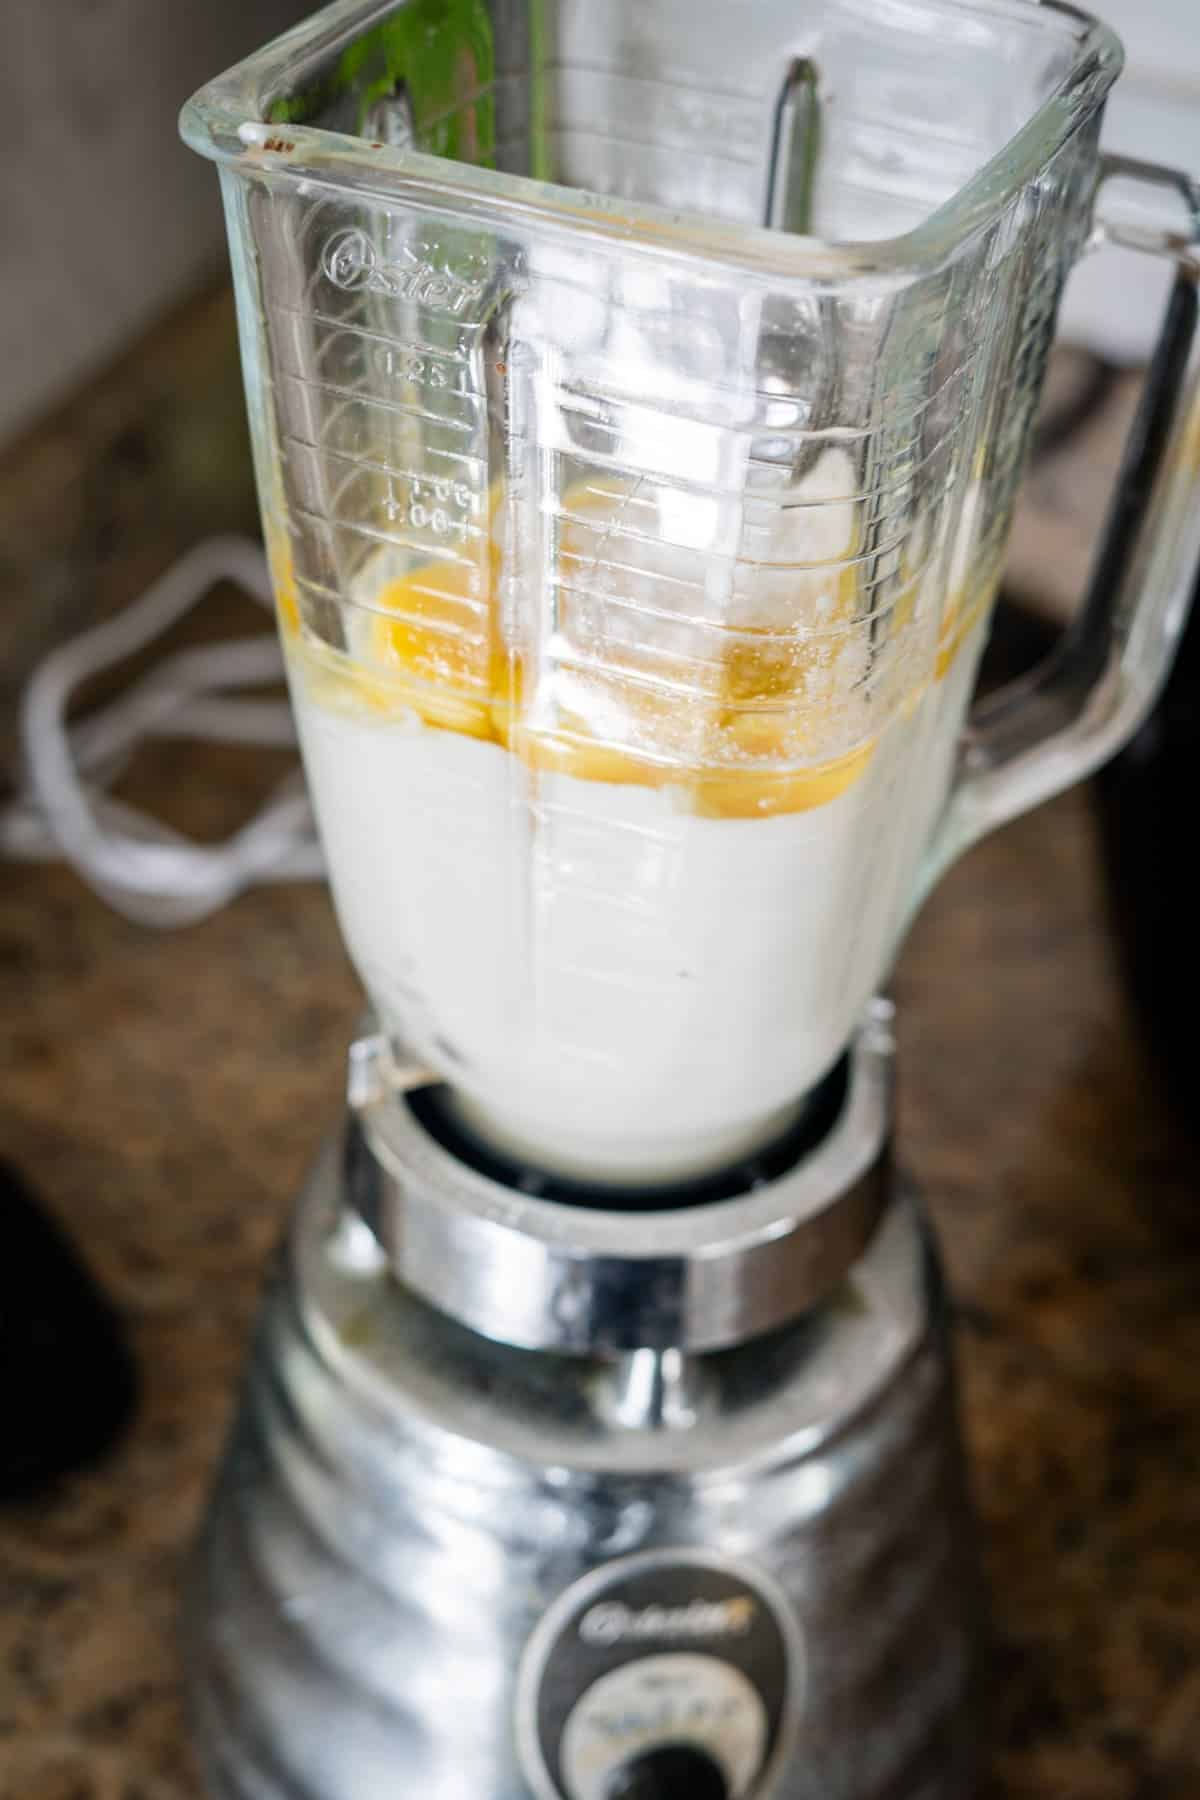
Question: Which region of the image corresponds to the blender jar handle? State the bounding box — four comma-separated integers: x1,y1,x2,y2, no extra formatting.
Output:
924,154,1200,891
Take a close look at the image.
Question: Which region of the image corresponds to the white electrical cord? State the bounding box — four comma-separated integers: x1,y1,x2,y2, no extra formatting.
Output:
1,537,325,927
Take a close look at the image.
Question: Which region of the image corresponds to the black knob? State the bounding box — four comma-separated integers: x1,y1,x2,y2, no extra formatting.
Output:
606,1744,729,1800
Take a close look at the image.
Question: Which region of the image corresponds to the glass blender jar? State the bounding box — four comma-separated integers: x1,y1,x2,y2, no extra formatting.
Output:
185,0,1198,1187
181,3,1200,1795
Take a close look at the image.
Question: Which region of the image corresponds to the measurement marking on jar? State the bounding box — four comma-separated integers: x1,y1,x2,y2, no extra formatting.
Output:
282,373,482,437
287,365,483,416
287,497,485,565
284,432,486,492
271,301,481,365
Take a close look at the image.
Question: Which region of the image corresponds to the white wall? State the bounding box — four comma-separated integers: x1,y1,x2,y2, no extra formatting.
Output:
0,0,307,444
1059,0,1200,363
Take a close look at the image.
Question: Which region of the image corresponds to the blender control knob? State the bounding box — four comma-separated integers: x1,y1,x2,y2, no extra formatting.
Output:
605,1745,729,1800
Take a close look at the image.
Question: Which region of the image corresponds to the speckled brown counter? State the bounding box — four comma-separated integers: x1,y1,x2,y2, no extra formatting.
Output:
1,288,1198,1799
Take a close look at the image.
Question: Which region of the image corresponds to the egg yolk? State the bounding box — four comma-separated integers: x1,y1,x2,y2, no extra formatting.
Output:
273,482,989,818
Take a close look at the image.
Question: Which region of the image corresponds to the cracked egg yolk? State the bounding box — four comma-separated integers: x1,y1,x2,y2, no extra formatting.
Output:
273,485,984,819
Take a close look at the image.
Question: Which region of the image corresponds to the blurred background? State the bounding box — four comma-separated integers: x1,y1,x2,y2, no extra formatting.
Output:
1,3,1198,1798
1,2,311,444
2,0,1197,443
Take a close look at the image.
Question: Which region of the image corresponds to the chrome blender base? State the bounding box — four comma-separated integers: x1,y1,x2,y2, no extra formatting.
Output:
188,1022,982,1800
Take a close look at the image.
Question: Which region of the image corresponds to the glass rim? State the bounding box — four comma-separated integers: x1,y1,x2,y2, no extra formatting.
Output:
180,0,1124,282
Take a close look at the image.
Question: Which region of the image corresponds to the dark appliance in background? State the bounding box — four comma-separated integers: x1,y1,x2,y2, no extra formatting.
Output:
0,1159,137,1500
1094,558,1200,1133
987,324,1200,1140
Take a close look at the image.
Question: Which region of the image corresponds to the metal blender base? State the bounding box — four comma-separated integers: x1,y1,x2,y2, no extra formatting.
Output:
188,1033,982,1800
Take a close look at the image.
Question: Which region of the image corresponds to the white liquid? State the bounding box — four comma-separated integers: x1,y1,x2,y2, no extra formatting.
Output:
290,622,985,1182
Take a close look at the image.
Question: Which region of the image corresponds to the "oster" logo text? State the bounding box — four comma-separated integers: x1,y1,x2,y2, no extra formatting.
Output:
579,1596,757,1647
322,227,485,316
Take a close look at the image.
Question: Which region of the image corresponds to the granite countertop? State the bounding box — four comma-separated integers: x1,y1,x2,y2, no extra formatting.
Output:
1,288,1198,1799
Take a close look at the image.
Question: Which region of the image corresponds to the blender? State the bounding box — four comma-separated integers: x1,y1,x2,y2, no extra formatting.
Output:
181,2,1200,1794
